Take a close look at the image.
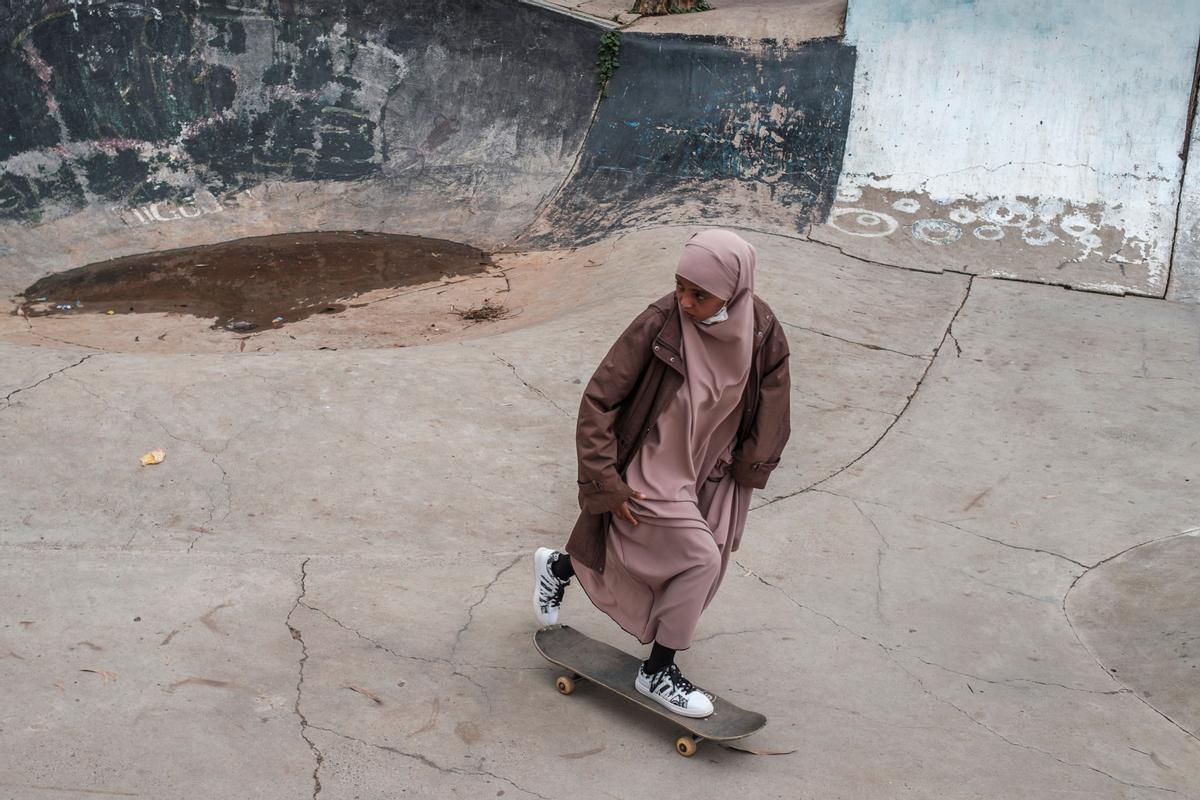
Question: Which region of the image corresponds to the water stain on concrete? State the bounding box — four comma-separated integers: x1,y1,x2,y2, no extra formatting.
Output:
18,231,493,331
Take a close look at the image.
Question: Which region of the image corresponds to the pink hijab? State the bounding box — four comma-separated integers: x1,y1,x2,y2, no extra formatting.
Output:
628,230,757,501
675,229,756,410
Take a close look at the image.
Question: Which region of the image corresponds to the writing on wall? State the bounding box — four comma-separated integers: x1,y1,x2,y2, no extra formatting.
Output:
114,187,263,227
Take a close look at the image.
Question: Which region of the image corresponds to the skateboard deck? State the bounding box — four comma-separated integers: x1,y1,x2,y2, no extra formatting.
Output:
534,624,767,757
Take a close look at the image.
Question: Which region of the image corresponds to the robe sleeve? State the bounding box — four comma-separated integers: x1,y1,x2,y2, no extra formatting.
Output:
575,306,661,514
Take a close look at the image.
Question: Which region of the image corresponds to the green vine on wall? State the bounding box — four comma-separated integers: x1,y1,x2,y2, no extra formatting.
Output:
596,31,621,98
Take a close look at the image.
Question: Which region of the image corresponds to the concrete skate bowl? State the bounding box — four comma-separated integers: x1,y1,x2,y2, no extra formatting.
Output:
0,0,857,352
1065,532,1200,740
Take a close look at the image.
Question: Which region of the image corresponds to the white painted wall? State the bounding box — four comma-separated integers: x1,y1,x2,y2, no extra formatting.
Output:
829,1,1200,296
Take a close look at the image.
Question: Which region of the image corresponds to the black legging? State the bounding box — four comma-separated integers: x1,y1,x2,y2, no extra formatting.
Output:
552,553,676,673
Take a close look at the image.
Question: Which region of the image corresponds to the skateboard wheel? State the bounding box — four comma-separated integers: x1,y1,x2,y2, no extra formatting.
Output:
555,675,576,695
675,736,698,758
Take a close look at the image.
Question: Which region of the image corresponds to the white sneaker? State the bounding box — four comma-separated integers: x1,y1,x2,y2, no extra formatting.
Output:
635,663,714,718
533,548,570,626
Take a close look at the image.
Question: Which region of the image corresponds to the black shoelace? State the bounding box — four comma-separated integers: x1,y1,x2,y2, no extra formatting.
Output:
538,573,568,608
650,663,696,696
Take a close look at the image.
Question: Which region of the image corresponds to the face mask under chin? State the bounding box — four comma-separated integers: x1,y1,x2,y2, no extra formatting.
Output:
698,304,729,325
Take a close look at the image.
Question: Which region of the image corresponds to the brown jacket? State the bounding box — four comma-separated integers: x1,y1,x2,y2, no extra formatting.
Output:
566,292,791,573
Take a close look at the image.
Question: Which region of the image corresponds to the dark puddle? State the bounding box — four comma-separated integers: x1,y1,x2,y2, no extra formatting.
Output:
18,231,493,331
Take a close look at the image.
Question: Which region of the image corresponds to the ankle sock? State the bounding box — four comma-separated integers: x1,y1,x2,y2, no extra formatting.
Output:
643,642,676,675
550,552,574,581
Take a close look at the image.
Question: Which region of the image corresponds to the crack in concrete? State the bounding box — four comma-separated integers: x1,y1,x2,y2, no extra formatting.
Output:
851,499,890,624
491,353,573,418
300,597,543,677
691,625,796,644
779,320,931,359
286,558,324,800
18,315,107,350
804,228,1166,300
913,513,1089,570
2,353,98,410
737,560,1187,795
1063,532,1200,745
956,568,1061,606
56,370,242,551
736,559,875,643
910,655,1126,696
186,402,285,552
803,234,941,276
881,649,1183,796
452,554,525,659
803,488,1090,574
307,725,553,800
50,362,289,551
754,275,976,513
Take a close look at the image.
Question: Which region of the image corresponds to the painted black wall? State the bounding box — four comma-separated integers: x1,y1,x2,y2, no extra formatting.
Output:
0,0,603,222
533,33,856,244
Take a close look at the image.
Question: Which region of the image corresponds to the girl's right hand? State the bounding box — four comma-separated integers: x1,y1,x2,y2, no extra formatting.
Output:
615,491,648,525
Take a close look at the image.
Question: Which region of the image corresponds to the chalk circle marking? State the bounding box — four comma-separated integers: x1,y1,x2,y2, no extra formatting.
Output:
1060,213,1096,238
891,198,921,214
982,199,1034,227
1022,225,1058,246
949,207,977,224
911,218,962,246
828,207,898,238
973,225,1004,241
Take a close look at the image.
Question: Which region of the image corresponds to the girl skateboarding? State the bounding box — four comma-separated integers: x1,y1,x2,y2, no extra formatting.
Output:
534,229,791,718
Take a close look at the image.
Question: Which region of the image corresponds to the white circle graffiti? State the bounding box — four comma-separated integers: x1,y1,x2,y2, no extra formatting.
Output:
949,207,977,224
981,199,1034,227
828,207,899,238
1059,213,1096,238
973,225,1004,241
1078,233,1102,249
836,185,863,203
911,219,962,245
1021,225,1058,246
891,198,921,214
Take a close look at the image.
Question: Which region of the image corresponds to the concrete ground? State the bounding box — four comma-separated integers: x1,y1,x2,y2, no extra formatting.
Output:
1,225,1198,798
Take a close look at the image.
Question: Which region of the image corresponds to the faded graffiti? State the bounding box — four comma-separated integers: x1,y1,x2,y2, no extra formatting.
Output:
114,188,263,226
830,185,1113,254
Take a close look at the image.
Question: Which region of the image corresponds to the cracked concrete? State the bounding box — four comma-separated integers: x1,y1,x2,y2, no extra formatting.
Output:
287,558,325,800
1,225,1198,797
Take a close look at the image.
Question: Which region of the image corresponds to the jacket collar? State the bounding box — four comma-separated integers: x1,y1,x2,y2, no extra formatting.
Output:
649,292,774,375
651,294,685,375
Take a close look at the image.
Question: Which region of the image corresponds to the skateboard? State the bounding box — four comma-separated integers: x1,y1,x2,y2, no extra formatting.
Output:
534,624,767,757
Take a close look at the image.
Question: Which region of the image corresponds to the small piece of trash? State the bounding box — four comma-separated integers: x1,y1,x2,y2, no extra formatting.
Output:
1041,494,1059,499
106,309,115,315
75,299,83,307
272,316,284,325
140,449,166,466
227,320,256,332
